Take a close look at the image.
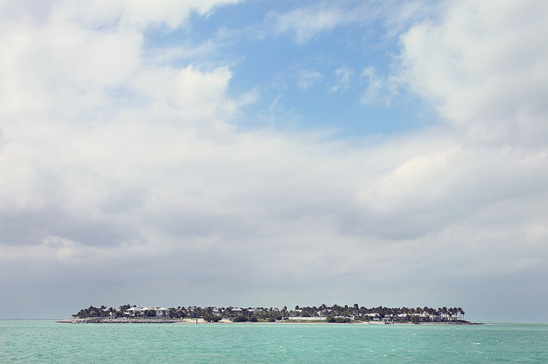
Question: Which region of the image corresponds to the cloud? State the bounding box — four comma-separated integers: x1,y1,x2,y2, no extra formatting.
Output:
266,0,436,44
60,0,243,29
330,66,353,92
360,66,399,105
0,0,547,321
0,0,243,252
297,69,323,89
268,2,350,43
399,0,548,145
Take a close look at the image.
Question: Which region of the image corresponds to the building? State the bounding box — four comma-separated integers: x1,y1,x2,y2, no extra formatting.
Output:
125,306,170,318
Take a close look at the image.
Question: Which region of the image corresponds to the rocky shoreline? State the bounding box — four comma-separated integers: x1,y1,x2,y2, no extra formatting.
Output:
58,318,187,324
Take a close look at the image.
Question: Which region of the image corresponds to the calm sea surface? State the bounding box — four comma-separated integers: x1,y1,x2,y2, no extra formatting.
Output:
1,320,547,363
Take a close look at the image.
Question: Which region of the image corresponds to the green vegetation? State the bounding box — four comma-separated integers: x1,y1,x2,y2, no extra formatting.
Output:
231,316,247,322
71,304,467,323
327,316,351,323
72,304,132,319
204,313,222,322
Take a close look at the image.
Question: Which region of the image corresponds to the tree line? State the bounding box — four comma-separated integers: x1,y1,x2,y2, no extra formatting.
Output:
72,304,466,322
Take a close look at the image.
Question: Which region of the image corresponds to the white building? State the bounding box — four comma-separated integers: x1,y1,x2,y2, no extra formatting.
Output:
125,306,169,318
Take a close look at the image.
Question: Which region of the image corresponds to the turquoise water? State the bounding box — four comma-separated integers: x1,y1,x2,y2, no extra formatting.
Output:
1,321,548,363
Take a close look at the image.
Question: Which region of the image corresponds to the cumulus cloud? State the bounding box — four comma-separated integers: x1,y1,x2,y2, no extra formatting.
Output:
56,0,242,29
1,0,547,321
399,0,548,145
0,0,242,257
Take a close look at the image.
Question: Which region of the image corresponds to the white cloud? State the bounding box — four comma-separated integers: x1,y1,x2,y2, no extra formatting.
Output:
360,66,399,105
269,2,349,43
0,0,246,250
330,66,353,92
267,0,435,44
53,0,243,29
297,69,323,89
1,0,548,321
399,0,548,145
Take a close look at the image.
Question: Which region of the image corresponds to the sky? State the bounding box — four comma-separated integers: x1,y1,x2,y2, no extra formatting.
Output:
1,0,547,322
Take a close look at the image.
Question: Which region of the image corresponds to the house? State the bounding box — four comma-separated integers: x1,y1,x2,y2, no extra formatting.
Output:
147,307,169,317
230,308,243,316
248,307,262,314
290,309,302,317
125,307,142,317
125,306,170,318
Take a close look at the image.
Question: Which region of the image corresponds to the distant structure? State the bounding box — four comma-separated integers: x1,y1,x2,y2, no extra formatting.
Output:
125,306,169,318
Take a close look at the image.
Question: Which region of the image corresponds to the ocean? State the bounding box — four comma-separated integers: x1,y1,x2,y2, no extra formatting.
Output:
1,320,547,363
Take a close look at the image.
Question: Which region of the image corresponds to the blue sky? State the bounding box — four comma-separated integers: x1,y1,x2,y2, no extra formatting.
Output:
143,0,431,136
1,0,547,322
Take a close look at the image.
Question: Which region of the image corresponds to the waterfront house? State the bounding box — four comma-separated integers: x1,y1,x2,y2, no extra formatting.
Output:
231,308,243,316
125,306,169,318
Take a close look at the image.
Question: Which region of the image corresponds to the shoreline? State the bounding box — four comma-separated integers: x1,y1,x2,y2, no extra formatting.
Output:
58,318,482,325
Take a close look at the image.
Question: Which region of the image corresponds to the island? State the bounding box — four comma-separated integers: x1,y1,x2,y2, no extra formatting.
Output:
59,304,479,324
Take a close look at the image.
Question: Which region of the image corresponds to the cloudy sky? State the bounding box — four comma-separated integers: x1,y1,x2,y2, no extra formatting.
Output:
1,0,547,321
